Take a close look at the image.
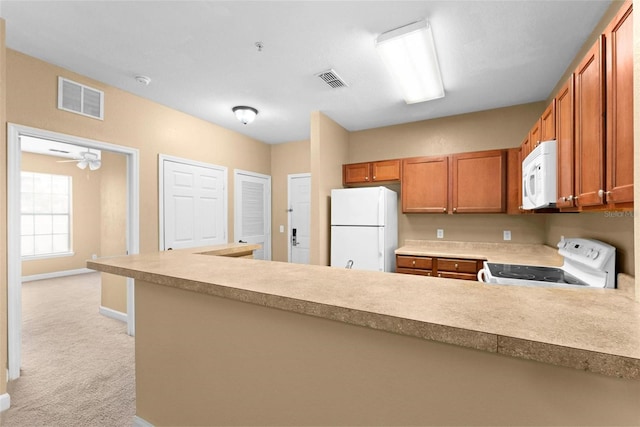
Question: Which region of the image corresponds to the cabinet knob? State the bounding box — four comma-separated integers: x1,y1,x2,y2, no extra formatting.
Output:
427,272,431,276
443,207,447,212
365,176,369,181
372,176,376,180
597,189,612,199
453,207,457,213
567,195,574,201
412,260,415,266
438,273,442,277
454,263,459,269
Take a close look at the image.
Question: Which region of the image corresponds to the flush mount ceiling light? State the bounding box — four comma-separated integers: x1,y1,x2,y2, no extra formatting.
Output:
232,106,258,125
375,20,445,104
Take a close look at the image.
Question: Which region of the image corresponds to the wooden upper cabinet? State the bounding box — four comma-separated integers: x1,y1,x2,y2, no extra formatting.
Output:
540,100,556,142
574,36,606,208
371,159,401,182
604,0,633,205
402,156,449,213
343,162,371,185
556,76,576,209
520,133,531,161
529,119,542,153
451,150,507,213
343,160,400,185
506,148,523,214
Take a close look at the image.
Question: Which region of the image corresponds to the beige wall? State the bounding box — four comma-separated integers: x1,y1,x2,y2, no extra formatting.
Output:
6,49,271,258
634,0,640,299
0,18,8,398
310,112,349,265
20,152,102,276
99,151,128,313
349,102,545,161
270,140,310,262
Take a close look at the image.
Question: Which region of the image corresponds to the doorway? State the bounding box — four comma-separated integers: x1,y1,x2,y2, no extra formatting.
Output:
7,123,140,380
234,170,271,260
288,173,311,264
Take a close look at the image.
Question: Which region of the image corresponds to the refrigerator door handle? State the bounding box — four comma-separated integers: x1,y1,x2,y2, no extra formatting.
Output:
378,188,384,226
378,227,385,271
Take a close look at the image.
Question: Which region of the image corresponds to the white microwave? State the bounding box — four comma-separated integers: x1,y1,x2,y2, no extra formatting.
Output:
522,140,557,210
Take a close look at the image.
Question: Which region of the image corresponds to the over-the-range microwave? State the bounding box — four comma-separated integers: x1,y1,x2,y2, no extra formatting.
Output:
522,140,557,210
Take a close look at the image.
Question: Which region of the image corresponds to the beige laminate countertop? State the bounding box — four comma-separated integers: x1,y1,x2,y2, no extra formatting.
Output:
396,239,564,266
88,242,640,379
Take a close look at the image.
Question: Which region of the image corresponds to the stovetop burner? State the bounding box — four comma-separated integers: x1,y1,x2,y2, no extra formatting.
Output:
488,263,589,286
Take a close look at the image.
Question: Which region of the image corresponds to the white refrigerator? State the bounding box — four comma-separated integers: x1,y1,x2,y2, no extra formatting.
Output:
330,187,398,272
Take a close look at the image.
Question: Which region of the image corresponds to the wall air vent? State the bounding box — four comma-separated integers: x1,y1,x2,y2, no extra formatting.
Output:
57,77,104,120
316,69,348,89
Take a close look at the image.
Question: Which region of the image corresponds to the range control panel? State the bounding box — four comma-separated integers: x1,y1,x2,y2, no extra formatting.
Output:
557,237,616,270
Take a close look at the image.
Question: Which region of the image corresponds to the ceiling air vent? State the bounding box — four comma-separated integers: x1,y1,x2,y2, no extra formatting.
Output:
57,76,104,120
317,69,348,89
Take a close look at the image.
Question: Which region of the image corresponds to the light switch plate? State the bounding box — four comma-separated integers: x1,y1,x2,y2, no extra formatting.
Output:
436,229,444,239
503,230,511,241
279,225,284,233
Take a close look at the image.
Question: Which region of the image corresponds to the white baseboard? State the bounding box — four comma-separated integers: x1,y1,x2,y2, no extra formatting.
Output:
133,415,154,427
99,306,127,323
22,268,96,283
0,393,10,412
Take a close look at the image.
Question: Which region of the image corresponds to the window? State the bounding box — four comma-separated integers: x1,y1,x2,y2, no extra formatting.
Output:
21,172,72,258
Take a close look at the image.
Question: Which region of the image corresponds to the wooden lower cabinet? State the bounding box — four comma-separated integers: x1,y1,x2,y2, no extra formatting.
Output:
396,255,433,276
396,255,483,281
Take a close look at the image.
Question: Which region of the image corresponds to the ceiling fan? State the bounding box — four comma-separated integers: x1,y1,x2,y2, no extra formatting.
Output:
57,150,102,170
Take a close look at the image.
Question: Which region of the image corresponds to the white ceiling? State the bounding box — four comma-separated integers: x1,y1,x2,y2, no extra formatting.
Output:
1,1,611,144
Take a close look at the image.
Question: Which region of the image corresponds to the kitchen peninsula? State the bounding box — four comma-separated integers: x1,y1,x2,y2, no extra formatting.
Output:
88,243,640,426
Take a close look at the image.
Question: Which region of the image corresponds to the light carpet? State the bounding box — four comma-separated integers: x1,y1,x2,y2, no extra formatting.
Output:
0,273,136,426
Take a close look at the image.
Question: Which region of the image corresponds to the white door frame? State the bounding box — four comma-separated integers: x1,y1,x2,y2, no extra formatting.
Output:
158,154,228,250
7,123,140,380
287,173,311,263
233,169,271,260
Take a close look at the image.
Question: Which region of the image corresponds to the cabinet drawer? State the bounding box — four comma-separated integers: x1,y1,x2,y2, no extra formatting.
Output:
437,271,478,281
437,258,481,274
396,256,433,270
396,268,432,276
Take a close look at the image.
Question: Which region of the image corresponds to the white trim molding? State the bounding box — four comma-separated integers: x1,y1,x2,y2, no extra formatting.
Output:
7,123,140,380
22,268,95,283
99,306,127,323
133,415,155,427
0,393,10,412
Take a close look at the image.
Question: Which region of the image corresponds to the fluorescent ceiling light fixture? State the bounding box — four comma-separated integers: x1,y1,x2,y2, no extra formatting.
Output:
375,20,445,104
232,106,259,125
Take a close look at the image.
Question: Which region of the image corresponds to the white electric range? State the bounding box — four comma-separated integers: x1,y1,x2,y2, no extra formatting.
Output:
477,238,616,289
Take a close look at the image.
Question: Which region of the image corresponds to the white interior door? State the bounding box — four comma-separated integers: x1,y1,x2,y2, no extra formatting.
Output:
234,170,271,260
288,173,310,264
160,155,227,250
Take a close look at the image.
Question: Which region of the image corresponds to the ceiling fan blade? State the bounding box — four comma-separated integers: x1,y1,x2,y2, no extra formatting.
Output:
56,159,80,163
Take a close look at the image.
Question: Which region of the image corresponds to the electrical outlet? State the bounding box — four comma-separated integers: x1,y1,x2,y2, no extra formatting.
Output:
279,225,285,233
91,254,98,260
436,229,444,239
503,230,512,241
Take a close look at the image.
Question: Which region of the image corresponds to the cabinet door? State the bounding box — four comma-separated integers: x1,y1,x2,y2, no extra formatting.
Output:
506,148,523,214
372,159,401,182
343,162,371,185
520,133,531,160
540,100,556,142
451,150,507,213
529,119,542,152
574,37,606,208
401,156,449,213
605,0,633,205
556,76,576,209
